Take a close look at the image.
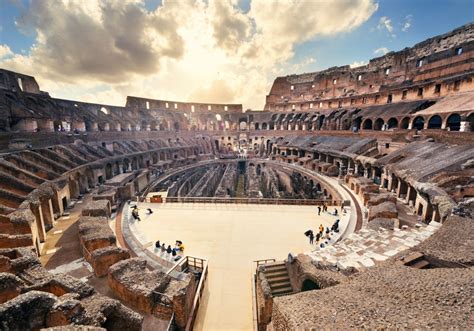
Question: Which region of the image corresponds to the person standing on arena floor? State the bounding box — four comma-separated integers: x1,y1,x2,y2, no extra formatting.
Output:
309,231,314,245
318,206,321,215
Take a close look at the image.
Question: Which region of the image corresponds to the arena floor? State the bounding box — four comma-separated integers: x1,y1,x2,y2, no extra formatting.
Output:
134,202,339,330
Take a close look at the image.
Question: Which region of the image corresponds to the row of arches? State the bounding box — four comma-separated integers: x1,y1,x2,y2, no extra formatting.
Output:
359,113,466,131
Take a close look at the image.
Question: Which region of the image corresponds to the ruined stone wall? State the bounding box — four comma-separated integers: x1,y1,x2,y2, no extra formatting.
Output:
265,23,474,111
214,163,238,197
0,247,143,330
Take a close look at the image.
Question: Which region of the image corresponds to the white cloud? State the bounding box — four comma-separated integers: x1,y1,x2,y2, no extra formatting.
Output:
0,44,14,59
402,14,413,32
350,60,368,68
377,16,396,38
1,0,378,109
374,47,389,56
378,16,393,33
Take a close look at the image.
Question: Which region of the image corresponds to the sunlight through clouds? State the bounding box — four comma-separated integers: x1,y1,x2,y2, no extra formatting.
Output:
1,0,378,109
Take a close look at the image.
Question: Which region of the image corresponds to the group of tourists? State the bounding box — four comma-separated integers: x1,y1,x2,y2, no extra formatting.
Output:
155,240,185,257
305,203,342,247
317,204,329,215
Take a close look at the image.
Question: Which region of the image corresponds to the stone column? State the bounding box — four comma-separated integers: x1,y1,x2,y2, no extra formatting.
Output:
31,204,46,243
41,199,55,230
460,121,470,132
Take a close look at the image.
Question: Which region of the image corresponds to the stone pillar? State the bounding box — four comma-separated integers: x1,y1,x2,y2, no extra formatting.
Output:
40,199,55,230
69,179,80,199
37,119,54,132
31,204,46,243
460,121,470,132
405,186,413,206
339,165,346,178
78,175,88,193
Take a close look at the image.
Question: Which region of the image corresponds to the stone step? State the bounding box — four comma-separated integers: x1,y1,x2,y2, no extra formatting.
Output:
269,280,292,290
264,263,286,272
410,259,430,269
272,286,293,296
265,270,288,279
267,275,290,283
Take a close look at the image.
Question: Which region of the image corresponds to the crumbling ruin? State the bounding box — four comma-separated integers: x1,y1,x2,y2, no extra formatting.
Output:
0,23,473,330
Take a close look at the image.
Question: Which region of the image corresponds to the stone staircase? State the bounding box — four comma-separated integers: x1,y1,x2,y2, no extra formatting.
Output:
263,262,293,296
401,252,431,269
306,221,442,271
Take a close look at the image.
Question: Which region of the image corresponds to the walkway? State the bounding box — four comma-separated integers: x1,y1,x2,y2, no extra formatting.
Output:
129,202,339,330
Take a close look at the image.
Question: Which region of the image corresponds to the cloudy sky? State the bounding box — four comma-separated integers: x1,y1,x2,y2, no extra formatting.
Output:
0,0,472,109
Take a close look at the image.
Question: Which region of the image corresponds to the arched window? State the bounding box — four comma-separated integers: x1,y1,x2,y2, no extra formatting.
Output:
427,115,442,129
362,118,373,130
446,113,461,131
412,116,425,130
387,118,398,129
374,118,384,131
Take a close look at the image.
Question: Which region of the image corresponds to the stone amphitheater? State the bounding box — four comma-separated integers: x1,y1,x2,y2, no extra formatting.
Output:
0,23,473,331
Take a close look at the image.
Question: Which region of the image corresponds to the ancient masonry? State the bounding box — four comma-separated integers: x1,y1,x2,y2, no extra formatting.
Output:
0,23,473,330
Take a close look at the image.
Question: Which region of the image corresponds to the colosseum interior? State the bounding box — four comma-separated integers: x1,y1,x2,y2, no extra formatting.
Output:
0,16,473,331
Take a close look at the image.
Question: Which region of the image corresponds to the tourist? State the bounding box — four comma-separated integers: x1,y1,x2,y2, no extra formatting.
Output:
161,243,166,253
166,245,172,254
315,232,321,242
334,209,338,216
317,206,321,215
147,208,153,214
172,249,177,257
319,224,324,234
155,240,160,249
326,227,330,235
332,219,340,233
131,207,141,222
309,231,314,244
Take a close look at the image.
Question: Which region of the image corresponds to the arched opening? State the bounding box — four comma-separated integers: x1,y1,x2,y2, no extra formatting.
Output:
362,118,373,130
105,163,113,179
400,117,410,129
412,116,425,130
174,122,180,131
255,123,260,130
301,279,320,291
123,159,130,172
418,204,424,217
387,117,398,129
239,121,247,130
467,113,474,132
427,115,442,129
84,120,93,132
53,120,63,132
352,117,362,131
262,122,268,130
374,118,384,131
446,113,461,131
317,115,325,130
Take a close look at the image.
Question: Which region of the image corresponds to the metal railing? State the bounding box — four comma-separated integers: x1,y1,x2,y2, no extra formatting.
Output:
149,196,340,206
185,257,209,331
253,258,276,268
